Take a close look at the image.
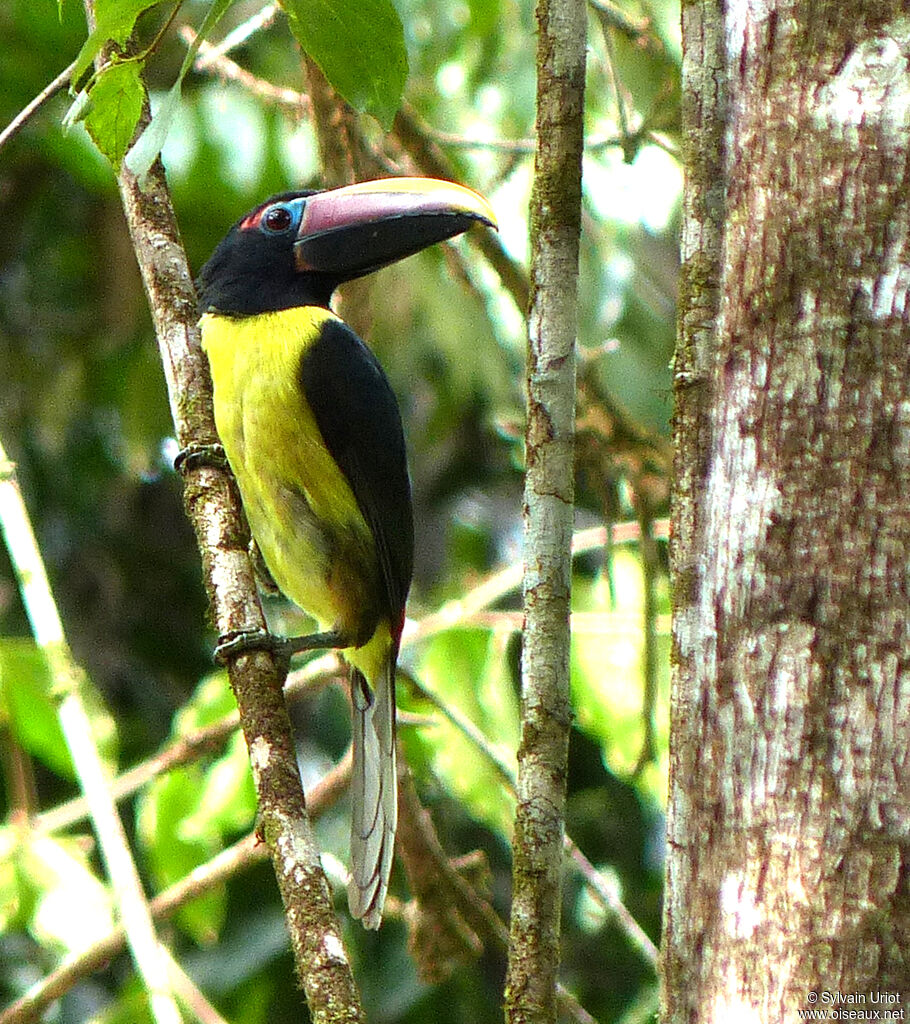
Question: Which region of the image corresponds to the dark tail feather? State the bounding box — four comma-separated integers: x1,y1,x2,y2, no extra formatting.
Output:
347,656,397,929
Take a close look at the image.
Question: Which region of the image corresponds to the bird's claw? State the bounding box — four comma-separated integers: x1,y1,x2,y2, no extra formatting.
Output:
173,441,228,475
213,627,277,665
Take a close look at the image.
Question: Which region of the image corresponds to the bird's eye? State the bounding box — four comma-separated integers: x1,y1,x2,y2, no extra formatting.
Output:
263,206,294,233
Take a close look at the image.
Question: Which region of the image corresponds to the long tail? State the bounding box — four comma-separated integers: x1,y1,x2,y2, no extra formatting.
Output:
347,653,397,929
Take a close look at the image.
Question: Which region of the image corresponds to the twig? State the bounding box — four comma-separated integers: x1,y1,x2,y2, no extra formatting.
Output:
633,509,660,775
163,949,229,1024
565,837,658,966
395,767,599,1024
596,2,635,163
193,3,279,66
392,103,531,315
405,669,516,789
0,59,77,153
180,25,310,112
0,445,181,1024
36,710,238,834
587,0,652,45
423,126,666,157
413,607,671,637
407,519,668,647
406,658,660,970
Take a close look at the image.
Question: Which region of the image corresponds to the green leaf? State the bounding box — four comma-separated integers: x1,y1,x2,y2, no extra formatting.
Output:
137,767,227,943
184,731,256,837
404,628,518,836
71,0,164,89
18,833,116,955
0,638,118,778
172,670,237,732
281,0,408,129
0,828,22,934
134,673,252,944
467,0,500,35
174,674,255,836
570,550,670,806
0,640,72,778
84,61,144,168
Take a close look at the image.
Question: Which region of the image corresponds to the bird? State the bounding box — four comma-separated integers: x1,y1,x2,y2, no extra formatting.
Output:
195,177,497,928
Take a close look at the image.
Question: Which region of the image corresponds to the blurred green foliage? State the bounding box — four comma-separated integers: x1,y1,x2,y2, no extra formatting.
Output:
0,0,679,1020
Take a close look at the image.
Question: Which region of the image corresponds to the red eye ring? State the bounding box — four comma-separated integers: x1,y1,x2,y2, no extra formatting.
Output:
263,206,293,232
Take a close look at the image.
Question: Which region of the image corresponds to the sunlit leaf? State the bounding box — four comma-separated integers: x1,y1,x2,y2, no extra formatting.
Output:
0,639,72,777
20,835,115,954
172,670,237,733
134,672,251,943
137,767,227,944
85,61,144,168
467,0,500,35
570,550,670,805
185,731,256,837
0,639,116,779
70,0,164,89
0,827,22,934
0,639,119,777
281,0,408,128
404,627,518,836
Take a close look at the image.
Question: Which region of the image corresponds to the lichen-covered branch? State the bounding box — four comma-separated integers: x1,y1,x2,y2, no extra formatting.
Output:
504,0,587,1020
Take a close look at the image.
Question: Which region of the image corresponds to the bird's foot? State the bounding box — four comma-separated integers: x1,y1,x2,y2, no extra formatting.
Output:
213,627,351,669
213,627,276,666
173,441,228,475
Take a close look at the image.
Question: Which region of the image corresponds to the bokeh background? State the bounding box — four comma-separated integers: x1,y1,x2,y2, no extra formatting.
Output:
1,1,680,1020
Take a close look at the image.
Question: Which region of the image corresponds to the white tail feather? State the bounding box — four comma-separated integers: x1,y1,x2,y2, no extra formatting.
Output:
347,659,397,929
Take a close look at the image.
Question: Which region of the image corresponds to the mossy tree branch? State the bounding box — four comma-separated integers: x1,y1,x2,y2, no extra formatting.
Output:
504,0,587,1021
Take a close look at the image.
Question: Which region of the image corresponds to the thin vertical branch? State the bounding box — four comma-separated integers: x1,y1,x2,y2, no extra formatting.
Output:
505,0,587,1021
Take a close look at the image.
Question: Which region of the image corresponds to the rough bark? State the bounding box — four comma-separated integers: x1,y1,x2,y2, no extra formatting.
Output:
504,0,586,1021
664,1,910,1019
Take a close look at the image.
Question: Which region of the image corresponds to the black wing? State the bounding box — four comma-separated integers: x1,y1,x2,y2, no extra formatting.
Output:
298,317,414,635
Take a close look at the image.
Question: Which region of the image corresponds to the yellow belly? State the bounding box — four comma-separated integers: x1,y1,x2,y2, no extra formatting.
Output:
200,307,380,641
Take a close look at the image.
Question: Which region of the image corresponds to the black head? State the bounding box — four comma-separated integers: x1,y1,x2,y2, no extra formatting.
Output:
196,191,333,315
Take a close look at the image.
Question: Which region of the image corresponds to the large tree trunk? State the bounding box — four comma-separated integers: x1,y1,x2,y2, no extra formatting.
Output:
664,1,910,1017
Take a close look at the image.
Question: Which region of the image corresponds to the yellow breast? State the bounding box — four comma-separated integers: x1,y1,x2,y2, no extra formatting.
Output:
200,307,376,634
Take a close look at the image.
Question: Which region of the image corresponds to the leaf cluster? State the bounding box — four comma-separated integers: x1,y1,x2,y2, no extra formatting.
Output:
64,0,409,170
